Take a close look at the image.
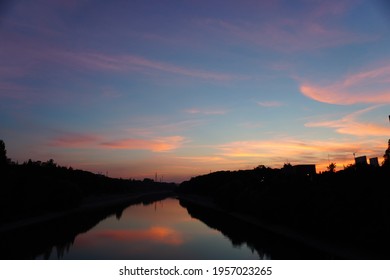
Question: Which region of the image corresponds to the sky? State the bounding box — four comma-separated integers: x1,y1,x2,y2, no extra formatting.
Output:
1,0,390,182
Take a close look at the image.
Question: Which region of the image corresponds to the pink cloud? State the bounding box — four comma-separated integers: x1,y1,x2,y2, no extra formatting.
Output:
300,64,390,104
49,133,101,148
101,136,185,152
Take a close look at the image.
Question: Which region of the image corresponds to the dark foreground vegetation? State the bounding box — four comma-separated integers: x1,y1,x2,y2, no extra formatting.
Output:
178,162,390,259
0,140,175,225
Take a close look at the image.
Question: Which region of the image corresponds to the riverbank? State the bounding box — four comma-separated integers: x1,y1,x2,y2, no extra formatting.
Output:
0,190,174,234
178,193,373,259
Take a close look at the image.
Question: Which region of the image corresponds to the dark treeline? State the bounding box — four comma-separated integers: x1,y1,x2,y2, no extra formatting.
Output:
178,162,390,258
0,140,175,224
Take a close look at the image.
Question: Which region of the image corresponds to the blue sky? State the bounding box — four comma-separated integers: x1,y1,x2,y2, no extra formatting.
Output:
1,0,390,182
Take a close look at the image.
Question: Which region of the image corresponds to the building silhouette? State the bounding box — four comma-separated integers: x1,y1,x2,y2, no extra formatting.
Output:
369,157,379,167
355,156,367,166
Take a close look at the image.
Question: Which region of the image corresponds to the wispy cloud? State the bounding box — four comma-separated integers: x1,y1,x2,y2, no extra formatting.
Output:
216,136,385,172
53,51,247,82
305,106,390,136
49,133,101,148
218,139,327,159
49,132,185,152
299,64,390,104
101,136,185,152
196,1,371,52
0,38,247,95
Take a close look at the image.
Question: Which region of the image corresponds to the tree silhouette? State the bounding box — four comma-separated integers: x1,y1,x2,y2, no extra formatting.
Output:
384,139,390,167
0,139,8,167
327,162,336,173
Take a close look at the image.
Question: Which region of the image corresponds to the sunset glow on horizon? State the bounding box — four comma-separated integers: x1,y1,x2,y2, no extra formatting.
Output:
1,0,390,182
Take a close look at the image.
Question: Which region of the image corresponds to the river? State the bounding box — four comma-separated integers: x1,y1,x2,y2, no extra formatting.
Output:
0,195,340,259
36,197,260,259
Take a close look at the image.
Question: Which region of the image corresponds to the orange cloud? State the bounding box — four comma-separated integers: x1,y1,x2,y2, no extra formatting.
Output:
219,139,324,158
216,137,386,172
300,65,390,105
94,227,183,245
101,136,185,152
305,106,390,136
175,156,226,163
49,132,185,152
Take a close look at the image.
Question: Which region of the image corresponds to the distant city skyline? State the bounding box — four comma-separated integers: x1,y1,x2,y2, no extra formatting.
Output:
1,0,390,182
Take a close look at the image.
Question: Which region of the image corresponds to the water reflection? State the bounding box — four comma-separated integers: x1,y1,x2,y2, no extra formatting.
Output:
0,192,172,259
0,195,335,259
89,227,184,245
0,195,260,259
179,198,336,260
54,198,258,259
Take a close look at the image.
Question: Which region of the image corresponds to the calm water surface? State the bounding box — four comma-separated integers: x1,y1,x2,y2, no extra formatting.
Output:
41,198,259,259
